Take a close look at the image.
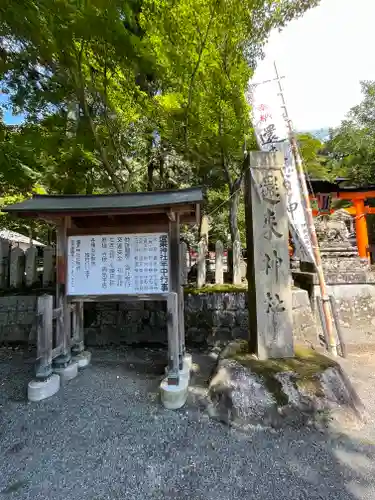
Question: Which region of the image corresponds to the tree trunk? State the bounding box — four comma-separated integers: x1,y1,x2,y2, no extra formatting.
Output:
228,181,241,279
229,180,241,245
147,161,155,191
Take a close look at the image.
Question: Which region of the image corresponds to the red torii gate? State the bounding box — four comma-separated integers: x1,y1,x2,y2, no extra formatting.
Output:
308,179,375,259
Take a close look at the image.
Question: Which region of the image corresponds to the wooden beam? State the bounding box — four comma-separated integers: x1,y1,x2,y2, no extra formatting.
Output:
67,293,170,302
195,203,201,227
169,213,184,369
337,191,375,200
6,208,199,225
72,301,84,354
167,292,179,385
10,204,198,218
67,224,169,236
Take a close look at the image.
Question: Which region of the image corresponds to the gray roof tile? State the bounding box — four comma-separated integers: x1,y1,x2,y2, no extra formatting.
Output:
3,187,203,213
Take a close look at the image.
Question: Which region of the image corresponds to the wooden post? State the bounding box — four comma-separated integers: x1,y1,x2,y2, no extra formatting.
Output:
167,292,179,385
245,151,293,359
353,199,369,259
36,295,53,379
72,301,84,354
215,240,224,284
169,214,184,369
180,241,188,285
55,216,71,365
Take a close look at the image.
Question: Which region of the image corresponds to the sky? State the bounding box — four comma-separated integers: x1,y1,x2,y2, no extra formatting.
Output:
1,93,22,125
254,0,375,131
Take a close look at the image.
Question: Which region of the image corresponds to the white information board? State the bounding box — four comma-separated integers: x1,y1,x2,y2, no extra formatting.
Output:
67,233,169,296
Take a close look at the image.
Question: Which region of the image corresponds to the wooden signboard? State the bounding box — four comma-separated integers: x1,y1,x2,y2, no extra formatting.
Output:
3,187,203,399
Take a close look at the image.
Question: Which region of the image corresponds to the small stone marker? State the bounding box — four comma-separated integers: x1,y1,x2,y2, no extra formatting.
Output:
25,246,38,287
0,240,10,288
215,240,224,284
197,240,206,288
42,245,55,286
245,151,293,359
233,240,242,285
9,247,25,288
197,215,209,288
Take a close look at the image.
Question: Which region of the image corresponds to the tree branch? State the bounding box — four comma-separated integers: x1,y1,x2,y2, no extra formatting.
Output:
73,41,124,192
184,0,219,144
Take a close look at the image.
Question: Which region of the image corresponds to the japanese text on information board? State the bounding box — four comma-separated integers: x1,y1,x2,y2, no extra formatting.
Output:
67,233,169,295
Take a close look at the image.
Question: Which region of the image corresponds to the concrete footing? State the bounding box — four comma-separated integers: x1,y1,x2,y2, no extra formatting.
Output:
72,350,92,369
28,374,60,402
178,363,190,384
160,376,189,410
53,361,79,383
165,353,193,381
183,353,193,371
165,363,190,383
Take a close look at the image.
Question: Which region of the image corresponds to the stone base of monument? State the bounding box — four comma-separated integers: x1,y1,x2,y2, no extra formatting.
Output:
53,361,79,383
72,350,92,369
28,374,61,402
160,376,189,410
207,340,367,429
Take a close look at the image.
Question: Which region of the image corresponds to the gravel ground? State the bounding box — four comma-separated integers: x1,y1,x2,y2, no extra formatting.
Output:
1,347,375,500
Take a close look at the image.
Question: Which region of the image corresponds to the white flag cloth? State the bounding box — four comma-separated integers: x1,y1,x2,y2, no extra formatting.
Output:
246,76,315,264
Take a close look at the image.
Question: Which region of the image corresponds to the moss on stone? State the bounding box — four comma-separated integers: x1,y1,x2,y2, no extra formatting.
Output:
227,344,338,406
184,284,247,294
184,284,300,294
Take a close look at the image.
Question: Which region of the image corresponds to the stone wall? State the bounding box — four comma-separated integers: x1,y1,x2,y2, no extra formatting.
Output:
314,284,375,347
0,286,374,349
0,295,37,343
294,257,375,348
0,289,318,348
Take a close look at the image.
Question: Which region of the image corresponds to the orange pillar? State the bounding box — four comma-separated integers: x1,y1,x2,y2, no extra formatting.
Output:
353,199,369,259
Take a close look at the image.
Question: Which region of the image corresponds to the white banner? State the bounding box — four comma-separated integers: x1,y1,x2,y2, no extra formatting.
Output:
247,79,315,263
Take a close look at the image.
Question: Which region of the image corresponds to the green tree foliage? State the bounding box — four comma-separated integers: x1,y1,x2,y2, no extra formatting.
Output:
297,132,328,179
1,0,153,193
325,81,375,186
0,0,321,243
141,0,320,244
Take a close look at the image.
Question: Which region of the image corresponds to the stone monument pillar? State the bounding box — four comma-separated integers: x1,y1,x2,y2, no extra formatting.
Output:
245,151,293,359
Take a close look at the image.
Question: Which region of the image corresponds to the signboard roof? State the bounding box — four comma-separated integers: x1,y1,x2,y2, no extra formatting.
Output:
3,187,203,215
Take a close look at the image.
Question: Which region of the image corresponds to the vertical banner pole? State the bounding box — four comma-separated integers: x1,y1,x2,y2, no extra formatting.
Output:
273,62,337,356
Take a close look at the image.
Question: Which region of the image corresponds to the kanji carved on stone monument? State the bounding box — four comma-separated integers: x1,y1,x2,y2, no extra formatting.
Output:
245,151,293,359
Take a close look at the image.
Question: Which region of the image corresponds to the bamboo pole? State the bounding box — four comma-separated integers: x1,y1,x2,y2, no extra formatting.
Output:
273,61,337,356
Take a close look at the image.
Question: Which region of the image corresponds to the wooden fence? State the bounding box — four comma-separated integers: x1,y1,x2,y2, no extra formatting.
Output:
0,238,245,292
